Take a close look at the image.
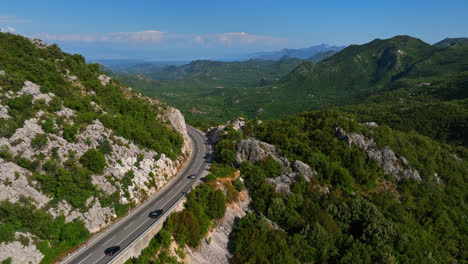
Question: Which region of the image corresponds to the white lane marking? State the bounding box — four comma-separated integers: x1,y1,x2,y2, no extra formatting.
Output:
93,254,107,264
107,235,116,243
120,218,151,244
122,224,130,230
76,253,93,264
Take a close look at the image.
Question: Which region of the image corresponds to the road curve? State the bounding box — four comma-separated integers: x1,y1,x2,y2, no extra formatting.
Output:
62,126,211,264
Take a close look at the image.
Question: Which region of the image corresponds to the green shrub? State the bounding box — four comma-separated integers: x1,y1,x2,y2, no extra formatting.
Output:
233,177,244,192
31,133,48,150
62,123,80,142
97,136,113,155
79,149,106,173
41,118,54,133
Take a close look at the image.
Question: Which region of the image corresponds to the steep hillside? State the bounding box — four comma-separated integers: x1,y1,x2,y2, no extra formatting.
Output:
279,35,436,104
0,33,191,264
210,112,467,263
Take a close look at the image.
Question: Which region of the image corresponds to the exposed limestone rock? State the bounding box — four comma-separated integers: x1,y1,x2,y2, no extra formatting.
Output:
55,107,75,119
206,118,245,144
451,154,462,162
67,199,116,233
98,74,111,86
335,127,376,149
18,81,55,103
64,69,78,82
266,174,297,193
185,190,251,264
0,158,50,207
0,117,44,159
166,107,192,155
27,38,49,49
434,172,442,185
236,138,317,193
266,161,317,192
364,121,378,128
335,127,422,182
0,104,9,119
236,139,290,170
1,113,191,233
292,160,317,181
0,239,43,264
91,175,116,195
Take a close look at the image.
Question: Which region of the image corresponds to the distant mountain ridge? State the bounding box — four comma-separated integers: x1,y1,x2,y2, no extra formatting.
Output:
433,37,468,48
249,44,345,60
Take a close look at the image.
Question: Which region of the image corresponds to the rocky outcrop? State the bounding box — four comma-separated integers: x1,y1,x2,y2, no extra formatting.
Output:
49,198,116,233
235,139,317,193
335,127,422,182
0,236,43,264
0,158,51,207
292,160,316,180
235,139,290,170
185,190,251,264
98,74,111,86
27,37,49,49
206,118,245,144
166,107,192,155
18,81,54,103
0,104,9,119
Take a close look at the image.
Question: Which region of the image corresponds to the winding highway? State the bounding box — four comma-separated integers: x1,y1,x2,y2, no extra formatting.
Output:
62,126,211,264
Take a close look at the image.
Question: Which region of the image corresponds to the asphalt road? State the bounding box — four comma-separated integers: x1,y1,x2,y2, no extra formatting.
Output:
63,126,210,264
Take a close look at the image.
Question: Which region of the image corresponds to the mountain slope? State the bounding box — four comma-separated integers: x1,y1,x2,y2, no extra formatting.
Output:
250,44,345,60
0,33,191,264
433,37,468,48
279,35,436,102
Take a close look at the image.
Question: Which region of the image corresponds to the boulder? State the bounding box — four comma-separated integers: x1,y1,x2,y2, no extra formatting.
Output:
98,74,111,86
235,139,290,170
292,160,316,181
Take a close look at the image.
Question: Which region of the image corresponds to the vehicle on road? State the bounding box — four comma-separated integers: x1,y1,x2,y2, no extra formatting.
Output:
148,209,163,218
188,173,196,179
104,246,120,256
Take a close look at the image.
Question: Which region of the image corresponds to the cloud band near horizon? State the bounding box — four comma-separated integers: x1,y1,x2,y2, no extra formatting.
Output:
33,30,288,47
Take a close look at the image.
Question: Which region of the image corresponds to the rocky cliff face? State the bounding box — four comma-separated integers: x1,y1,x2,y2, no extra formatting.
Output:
235,138,317,193
185,189,251,264
0,77,191,262
335,127,422,182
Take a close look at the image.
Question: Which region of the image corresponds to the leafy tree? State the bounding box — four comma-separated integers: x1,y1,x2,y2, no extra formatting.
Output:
79,149,106,173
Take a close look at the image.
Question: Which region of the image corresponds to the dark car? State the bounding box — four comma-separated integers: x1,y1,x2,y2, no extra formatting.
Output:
148,209,163,218
104,246,120,256
188,173,196,179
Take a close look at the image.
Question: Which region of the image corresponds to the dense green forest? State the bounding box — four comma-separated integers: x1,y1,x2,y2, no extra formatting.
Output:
213,111,467,263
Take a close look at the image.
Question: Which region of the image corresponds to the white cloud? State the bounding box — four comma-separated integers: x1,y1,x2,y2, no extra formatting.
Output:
40,30,165,43
0,26,15,33
35,30,287,48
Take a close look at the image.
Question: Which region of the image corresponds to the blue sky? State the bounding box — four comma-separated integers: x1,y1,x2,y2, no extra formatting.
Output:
1,0,467,60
